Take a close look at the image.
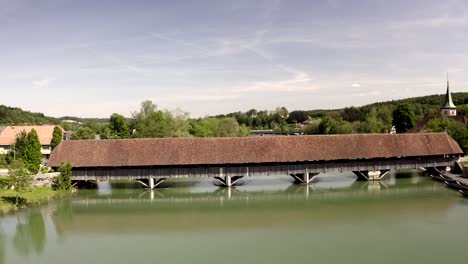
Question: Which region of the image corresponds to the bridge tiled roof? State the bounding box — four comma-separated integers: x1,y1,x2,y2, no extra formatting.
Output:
49,133,463,168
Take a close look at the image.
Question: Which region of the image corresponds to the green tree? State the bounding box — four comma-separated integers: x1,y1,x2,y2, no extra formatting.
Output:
165,109,191,137
54,162,72,190
25,129,42,173
392,104,415,133
318,117,336,134
50,126,63,150
71,127,95,140
108,113,129,139
7,130,42,173
8,160,32,206
360,109,386,133
7,130,28,163
131,101,192,138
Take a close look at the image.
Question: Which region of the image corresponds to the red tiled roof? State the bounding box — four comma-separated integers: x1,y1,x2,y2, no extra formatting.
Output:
49,133,463,168
0,125,58,146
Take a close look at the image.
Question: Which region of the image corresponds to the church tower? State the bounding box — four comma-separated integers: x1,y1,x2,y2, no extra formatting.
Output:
441,74,457,116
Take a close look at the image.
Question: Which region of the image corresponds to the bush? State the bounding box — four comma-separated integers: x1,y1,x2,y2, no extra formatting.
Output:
0,154,8,168
0,176,11,189
40,166,49,174
53,162,72,190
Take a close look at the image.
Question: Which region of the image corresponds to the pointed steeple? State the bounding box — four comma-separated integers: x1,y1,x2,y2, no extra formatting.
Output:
441,73,457,116
443,73,456,108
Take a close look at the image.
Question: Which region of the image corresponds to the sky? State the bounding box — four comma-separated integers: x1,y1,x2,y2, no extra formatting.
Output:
1,0,468,118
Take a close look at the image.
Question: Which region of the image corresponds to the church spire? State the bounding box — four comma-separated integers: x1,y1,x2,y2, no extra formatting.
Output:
441,73,456,116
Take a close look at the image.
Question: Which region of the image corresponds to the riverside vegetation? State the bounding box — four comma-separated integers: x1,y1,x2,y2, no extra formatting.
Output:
0,128,71,214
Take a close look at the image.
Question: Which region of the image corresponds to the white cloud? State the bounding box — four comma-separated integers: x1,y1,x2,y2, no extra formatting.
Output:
32,78,55,88
351,83,361,88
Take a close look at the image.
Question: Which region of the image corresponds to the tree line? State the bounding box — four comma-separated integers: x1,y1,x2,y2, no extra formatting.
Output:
65,100,251,140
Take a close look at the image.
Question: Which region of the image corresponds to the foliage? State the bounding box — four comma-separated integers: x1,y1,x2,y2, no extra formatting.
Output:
7,129,42,173
54,162,72,191
8,160,32,206
108,113,129,139
71,127,95,140
218,107,289,130
40,166,49,174
131,100,191,138
359,109,388,133
50,126,63,150
0,176,10,189
190,117,250,137
25,129,42,173
0,154,7,168
392,104,416,133
287,110,310,123
0,105,58,125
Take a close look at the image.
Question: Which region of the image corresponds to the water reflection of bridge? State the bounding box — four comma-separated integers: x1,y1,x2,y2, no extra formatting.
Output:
49,133,462,188
50,178,458,234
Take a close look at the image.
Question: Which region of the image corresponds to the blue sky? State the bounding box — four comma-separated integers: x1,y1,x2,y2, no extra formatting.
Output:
1,0,467,118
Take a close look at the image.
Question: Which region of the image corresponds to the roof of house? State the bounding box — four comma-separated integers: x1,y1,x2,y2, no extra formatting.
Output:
49,133,463,168
0,125,58,146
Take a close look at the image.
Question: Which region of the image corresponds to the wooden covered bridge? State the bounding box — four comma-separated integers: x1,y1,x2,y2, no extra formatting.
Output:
49,133,463,188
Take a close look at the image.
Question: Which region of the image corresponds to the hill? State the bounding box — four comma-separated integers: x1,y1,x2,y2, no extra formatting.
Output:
0,105,59,125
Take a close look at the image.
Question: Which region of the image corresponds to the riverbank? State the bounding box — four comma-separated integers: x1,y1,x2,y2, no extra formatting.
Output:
0,187,68,214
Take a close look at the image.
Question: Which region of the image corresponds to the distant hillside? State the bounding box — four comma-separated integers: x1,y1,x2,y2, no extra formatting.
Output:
0,105,59,125
1,92,467,127
307,92,468,119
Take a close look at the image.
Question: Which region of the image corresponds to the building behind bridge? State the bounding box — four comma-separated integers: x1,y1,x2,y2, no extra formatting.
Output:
0,125,63,161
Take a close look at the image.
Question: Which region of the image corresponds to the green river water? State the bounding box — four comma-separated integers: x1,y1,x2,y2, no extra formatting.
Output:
1,171,468,264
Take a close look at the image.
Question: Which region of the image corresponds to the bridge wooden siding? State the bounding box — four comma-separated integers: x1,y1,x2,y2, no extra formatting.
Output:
49,133,463,186
68,157,457,180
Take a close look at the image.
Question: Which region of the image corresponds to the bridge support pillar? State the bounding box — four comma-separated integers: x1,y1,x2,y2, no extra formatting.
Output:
136,178,166,189
353,170,390,181
214,176,243,187
290,173,319,184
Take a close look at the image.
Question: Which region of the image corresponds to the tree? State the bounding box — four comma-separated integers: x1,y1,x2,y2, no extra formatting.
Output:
50,126,63,150
8,160,32,206
108,113,129,139
71,127,95,140
7,130,41,173
318,117,336,134
131,100,191,138
392,104,415,133
359,109,386,133
25,129,42,173
7,130,28,163
54,162,72,190
287,110,309,123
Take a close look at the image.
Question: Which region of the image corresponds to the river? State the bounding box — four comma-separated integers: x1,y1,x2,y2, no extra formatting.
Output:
1,171,468,264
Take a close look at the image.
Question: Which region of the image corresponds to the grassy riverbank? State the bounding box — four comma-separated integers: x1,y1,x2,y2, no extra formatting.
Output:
0,187,66,214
